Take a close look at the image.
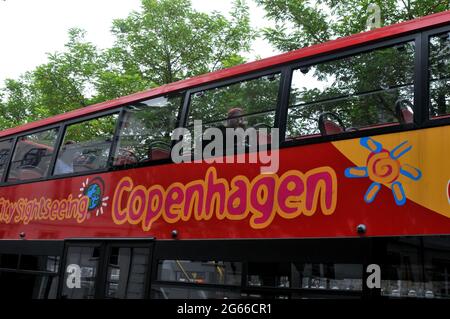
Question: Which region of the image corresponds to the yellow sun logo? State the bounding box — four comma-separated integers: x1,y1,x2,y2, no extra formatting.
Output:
345,137,422,206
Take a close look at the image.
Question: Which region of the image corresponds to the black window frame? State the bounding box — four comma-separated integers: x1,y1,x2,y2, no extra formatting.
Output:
111,92,186,169
421,24,450,127
150,238,371,299
281,33,420,147
0,138,15,183
0,240,64,299
51,110,121,178
183,70,284,128
57,239,154,299
4,124,62,185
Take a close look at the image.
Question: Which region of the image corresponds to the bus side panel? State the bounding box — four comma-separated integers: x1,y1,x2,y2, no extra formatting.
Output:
0,125,449,240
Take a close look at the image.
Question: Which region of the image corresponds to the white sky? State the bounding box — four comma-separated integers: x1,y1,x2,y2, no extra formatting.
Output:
0,0,277,85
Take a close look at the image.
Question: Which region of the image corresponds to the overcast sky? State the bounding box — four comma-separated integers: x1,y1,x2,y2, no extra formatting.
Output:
0,0,277,84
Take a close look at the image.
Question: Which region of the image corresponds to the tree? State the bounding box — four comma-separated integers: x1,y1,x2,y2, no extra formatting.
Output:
0,0,255,130
255,0,450,51
109,0,254,86
255,0,450,137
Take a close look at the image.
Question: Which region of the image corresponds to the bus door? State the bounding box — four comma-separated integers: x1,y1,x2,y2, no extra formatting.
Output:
58,239,154,299
0,240,63,299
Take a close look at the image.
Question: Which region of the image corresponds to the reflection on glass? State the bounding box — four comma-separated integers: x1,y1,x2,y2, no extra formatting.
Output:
378,237,450,299
114,95,182,165
0,139,12,178
158,260,242,286
188,74,281,127
7,128,59,181
287,42,415,138
61,246,100,299
429,33,450,118
105,247,149,299
247,262,362,291
20,255,60,272
54,114,118,175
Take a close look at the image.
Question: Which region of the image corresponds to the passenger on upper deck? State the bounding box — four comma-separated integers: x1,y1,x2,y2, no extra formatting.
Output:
54,141,80,175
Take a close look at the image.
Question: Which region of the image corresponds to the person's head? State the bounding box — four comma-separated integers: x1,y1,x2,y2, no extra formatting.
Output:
227,107,245,129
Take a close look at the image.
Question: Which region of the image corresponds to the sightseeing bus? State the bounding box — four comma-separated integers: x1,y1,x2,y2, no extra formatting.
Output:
0,11,450,299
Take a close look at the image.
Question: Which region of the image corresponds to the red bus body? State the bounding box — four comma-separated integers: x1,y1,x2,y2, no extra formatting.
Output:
0,11,450,300
1,12,450,241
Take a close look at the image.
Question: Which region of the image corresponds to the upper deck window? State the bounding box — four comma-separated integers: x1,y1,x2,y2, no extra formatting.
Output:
188,73,281,130
0,139,13,179
286,41,415,139
7,128,59,182
54,114,118,176
186,73,281,154
429,33,450,119
113,95,182,165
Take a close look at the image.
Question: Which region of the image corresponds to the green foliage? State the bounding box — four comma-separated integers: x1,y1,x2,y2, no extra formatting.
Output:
188,73,280,128
0,0,254,131
256,0,450,137
110,0,254,86
256,0,450,51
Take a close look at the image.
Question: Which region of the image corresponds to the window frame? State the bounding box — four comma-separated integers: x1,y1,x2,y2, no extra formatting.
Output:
111,92,186,169
57,239,154,299
0,240,63,286
4,124,62,185
0,137,16,183
421,24,450,127
51,110,121,178
180,69,285,144
150,238,371,299
281,33,420,146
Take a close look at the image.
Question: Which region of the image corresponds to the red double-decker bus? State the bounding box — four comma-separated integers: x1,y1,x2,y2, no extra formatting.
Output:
0,11,450,299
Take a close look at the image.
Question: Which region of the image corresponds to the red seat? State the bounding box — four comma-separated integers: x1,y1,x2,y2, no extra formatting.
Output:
114,155,138,166
322,119,345,135
149,147,170,161
400,107,414,124
18,168,43,180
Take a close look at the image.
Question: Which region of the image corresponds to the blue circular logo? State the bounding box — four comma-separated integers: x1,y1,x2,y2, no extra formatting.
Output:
85,183,102,210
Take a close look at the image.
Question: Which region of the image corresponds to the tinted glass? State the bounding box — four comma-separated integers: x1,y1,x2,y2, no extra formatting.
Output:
61,246,100,299
247,262,362,291
0,139,12,179
0,254,19,269
7,128,59,182
105,247,149,299
113,95,181,165
429,33,450,119
186,74,280,153
54,114,118,175
151,284,241,299
287,42,415,139
157,260,242,286
0,272,59,299
20,255,60,272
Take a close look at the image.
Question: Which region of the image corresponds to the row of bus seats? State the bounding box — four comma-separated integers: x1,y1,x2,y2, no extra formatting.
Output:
114,141,172,166
8,140,54,181
3,97,415,180
318,99,414,136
